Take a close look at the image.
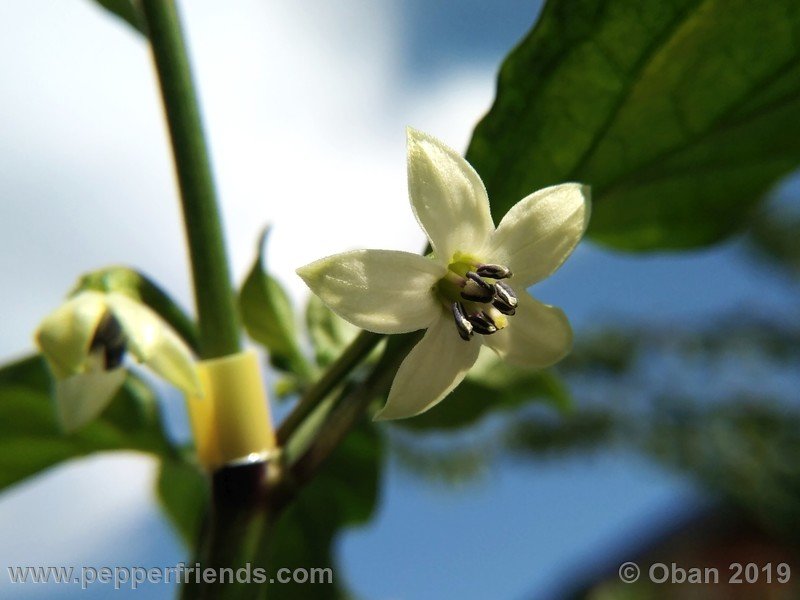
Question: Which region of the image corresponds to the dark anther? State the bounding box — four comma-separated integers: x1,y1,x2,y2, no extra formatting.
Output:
492,299,516,316
460,271,495,303
90,312,127,370
476,264,513,279
493,281,518,315
467,311,497,335
451,302,473,341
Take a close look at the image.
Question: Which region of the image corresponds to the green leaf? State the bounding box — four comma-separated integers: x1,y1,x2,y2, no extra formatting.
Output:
467,0,800,250
305,294,359,368
0,355,172,493
240,229,312,379
0,354,48,390
393,352,571,431
266,423,382,599
156,457,208,548
91,0,147,36
74,266,199,352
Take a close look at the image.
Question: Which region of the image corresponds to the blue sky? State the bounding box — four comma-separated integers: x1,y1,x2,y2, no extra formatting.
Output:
0,1,797,598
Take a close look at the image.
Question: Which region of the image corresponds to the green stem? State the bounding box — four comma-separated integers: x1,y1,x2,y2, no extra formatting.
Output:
277,330,383,444
268,332,419,516
143,4,252,598
141,0,240,359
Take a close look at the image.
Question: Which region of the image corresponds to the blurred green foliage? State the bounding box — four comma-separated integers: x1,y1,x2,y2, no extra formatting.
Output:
0,355,173,491
239,229,313,381
305,295,359,370
264,423,383,600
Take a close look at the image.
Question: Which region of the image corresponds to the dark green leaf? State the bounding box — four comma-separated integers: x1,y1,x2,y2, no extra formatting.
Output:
74,266,199,352
240,229,312,379
156,457,208,548
91,0,147,36
0,355,172,493
467,0,800,250
266,423,382,599
394,353,571,431
0,354,48,390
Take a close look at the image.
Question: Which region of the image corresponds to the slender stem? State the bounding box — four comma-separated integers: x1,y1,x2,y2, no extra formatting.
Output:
290,371,391,487
141,0,240,359
277,330,383,444
282,333,418,500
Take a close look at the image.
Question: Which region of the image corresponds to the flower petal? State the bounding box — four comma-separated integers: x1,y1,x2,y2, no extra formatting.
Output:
374,316,481,420
484,183,590,287
35,291,107,378
105,293,201,395
484,292,572,368
55,367,127,432
297,249,446,334
407,127,494,262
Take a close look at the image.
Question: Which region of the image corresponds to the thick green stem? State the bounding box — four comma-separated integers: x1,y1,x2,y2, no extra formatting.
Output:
141,0,240,359
180,461,278,600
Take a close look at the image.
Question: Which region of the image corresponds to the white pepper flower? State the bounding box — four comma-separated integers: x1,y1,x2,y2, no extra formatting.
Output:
298,128,590,419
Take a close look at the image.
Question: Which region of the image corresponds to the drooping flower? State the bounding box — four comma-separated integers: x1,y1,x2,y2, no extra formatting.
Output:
35,290,201,431
297,128,590,420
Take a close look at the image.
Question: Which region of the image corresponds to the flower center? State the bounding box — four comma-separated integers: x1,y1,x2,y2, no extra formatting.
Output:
89,312,127,370
435,253,518,342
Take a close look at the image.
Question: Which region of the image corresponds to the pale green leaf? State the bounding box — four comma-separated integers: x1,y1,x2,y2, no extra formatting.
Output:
239,229,312,379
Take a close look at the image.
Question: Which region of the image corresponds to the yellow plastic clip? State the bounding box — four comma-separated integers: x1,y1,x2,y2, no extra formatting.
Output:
186,350,276,470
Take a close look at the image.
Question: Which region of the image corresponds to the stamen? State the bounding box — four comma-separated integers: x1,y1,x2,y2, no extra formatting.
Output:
460,271,495,303
476,264,513,279
493,281,518,315
90,312,127,370
451,302,473,341
467,311,497,335
492,299,516,316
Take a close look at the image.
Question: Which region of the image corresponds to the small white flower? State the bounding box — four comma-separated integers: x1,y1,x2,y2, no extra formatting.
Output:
298,128,590,420
35,290,201,431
